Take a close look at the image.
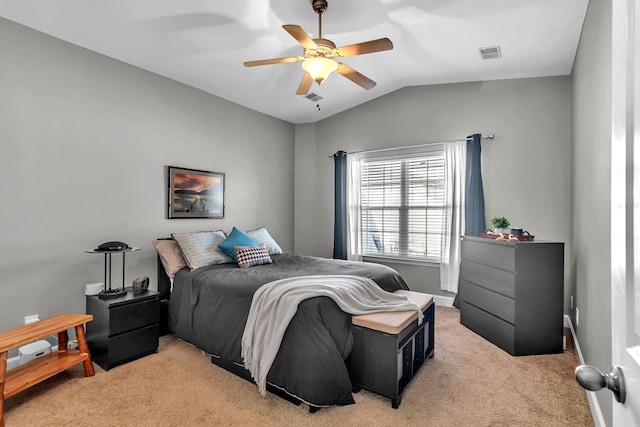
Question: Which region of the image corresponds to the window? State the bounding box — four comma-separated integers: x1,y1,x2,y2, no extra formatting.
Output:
357,146,445,263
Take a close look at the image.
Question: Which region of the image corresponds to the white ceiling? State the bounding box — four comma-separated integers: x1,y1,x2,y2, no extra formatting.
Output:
0,0,589,124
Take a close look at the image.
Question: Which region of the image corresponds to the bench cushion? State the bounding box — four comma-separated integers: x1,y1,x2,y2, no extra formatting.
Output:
352,290,434,335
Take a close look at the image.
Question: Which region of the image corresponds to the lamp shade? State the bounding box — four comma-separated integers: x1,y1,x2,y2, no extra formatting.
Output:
302,57,338,84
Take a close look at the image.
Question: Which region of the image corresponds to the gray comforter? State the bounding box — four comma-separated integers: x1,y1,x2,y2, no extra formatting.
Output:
169,253,409,407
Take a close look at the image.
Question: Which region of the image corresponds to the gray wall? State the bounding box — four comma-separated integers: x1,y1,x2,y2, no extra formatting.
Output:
0,17,294,333
294,77,572,298
293,123,318,254
571,0,612,423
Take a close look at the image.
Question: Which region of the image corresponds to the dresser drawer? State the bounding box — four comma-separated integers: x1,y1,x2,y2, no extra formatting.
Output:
460,261,516,298
109,298,159,336
460,301,515,355
459,281,515,324
461,239,515,272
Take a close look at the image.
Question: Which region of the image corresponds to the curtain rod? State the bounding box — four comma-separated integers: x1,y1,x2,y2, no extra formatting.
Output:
328,133,495,157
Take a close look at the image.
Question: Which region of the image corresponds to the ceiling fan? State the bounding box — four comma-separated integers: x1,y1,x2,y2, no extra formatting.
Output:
243,0,393,95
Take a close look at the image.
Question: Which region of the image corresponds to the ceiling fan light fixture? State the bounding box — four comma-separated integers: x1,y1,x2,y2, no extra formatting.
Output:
302,57,337,84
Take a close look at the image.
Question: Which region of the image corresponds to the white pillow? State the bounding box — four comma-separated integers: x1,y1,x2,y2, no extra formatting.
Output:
245,227,283,255
171,230,234,269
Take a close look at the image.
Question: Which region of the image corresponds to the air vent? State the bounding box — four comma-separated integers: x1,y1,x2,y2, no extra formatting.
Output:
478,46,502,60
304,92,323,102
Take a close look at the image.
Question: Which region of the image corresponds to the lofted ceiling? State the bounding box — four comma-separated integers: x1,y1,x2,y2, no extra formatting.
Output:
0,0,589,124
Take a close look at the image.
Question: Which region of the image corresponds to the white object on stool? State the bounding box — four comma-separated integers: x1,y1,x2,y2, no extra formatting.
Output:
18,340,51,365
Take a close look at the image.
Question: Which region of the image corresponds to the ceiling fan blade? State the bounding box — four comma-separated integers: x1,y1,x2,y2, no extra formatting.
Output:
296,72,314,95
283,24,318,50
243,56,302,67
336,38,393,57
336,62,376,90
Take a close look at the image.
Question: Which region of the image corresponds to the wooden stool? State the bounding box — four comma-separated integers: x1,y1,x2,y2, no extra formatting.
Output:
0,314,94,427
349,290,435,408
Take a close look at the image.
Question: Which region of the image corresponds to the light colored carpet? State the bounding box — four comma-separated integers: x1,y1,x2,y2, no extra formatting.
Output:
4,307,593,426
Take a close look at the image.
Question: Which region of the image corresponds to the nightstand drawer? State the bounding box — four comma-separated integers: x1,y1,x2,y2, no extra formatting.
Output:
109,299,159,336
109,325,159,358
459,280,515,324
100,324,159,369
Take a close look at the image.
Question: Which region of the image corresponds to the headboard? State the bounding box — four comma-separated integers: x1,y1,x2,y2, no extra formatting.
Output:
156,237,173,301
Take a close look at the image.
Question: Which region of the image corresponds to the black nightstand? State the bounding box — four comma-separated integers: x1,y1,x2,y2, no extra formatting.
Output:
85,288,160,371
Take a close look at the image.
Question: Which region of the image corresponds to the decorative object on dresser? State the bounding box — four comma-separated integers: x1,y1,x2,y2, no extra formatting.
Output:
85,288,160,370
489,216,511,235
480,231,535,241
510,227,523,236
167,166,225,219
85,243,140,299
459,235,564,356
349,290,435,409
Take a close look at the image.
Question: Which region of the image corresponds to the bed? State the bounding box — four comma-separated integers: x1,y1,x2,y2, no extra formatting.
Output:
154,228,413,410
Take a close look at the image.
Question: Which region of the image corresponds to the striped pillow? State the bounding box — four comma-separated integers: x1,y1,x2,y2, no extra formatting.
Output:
171,230,234,269
234,244,273,268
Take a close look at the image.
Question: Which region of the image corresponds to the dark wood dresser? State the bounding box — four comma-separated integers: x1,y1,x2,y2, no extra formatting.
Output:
459,235,564,356
86,288,159,370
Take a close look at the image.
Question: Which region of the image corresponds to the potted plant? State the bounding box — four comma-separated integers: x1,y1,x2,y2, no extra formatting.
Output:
490,216,511,234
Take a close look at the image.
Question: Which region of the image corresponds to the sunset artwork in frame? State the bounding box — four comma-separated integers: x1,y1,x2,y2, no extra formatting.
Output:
168,166,225,219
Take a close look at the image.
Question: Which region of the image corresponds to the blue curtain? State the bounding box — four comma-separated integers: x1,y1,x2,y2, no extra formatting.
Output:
464,134,486,235
333,151,348,259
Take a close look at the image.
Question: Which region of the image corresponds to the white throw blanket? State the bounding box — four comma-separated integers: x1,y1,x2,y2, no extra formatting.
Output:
241,275,423,395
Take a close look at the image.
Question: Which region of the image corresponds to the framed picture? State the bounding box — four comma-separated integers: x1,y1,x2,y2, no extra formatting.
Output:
168,166,225,219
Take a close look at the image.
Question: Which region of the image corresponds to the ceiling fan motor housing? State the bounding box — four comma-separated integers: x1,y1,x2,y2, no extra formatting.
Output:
306,38,336,58
312,0,328,14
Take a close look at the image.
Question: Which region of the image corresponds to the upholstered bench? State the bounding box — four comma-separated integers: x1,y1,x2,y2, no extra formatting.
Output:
349,290,435,409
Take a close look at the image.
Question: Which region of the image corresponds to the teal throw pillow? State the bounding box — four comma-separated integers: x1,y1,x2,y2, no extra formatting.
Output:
218,226,259,261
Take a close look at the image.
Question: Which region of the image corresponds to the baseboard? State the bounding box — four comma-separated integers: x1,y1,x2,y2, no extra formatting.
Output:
432,295,454,307
564,315,606,427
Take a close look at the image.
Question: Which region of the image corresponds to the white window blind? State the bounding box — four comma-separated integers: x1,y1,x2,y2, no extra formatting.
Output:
359,149,445,262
